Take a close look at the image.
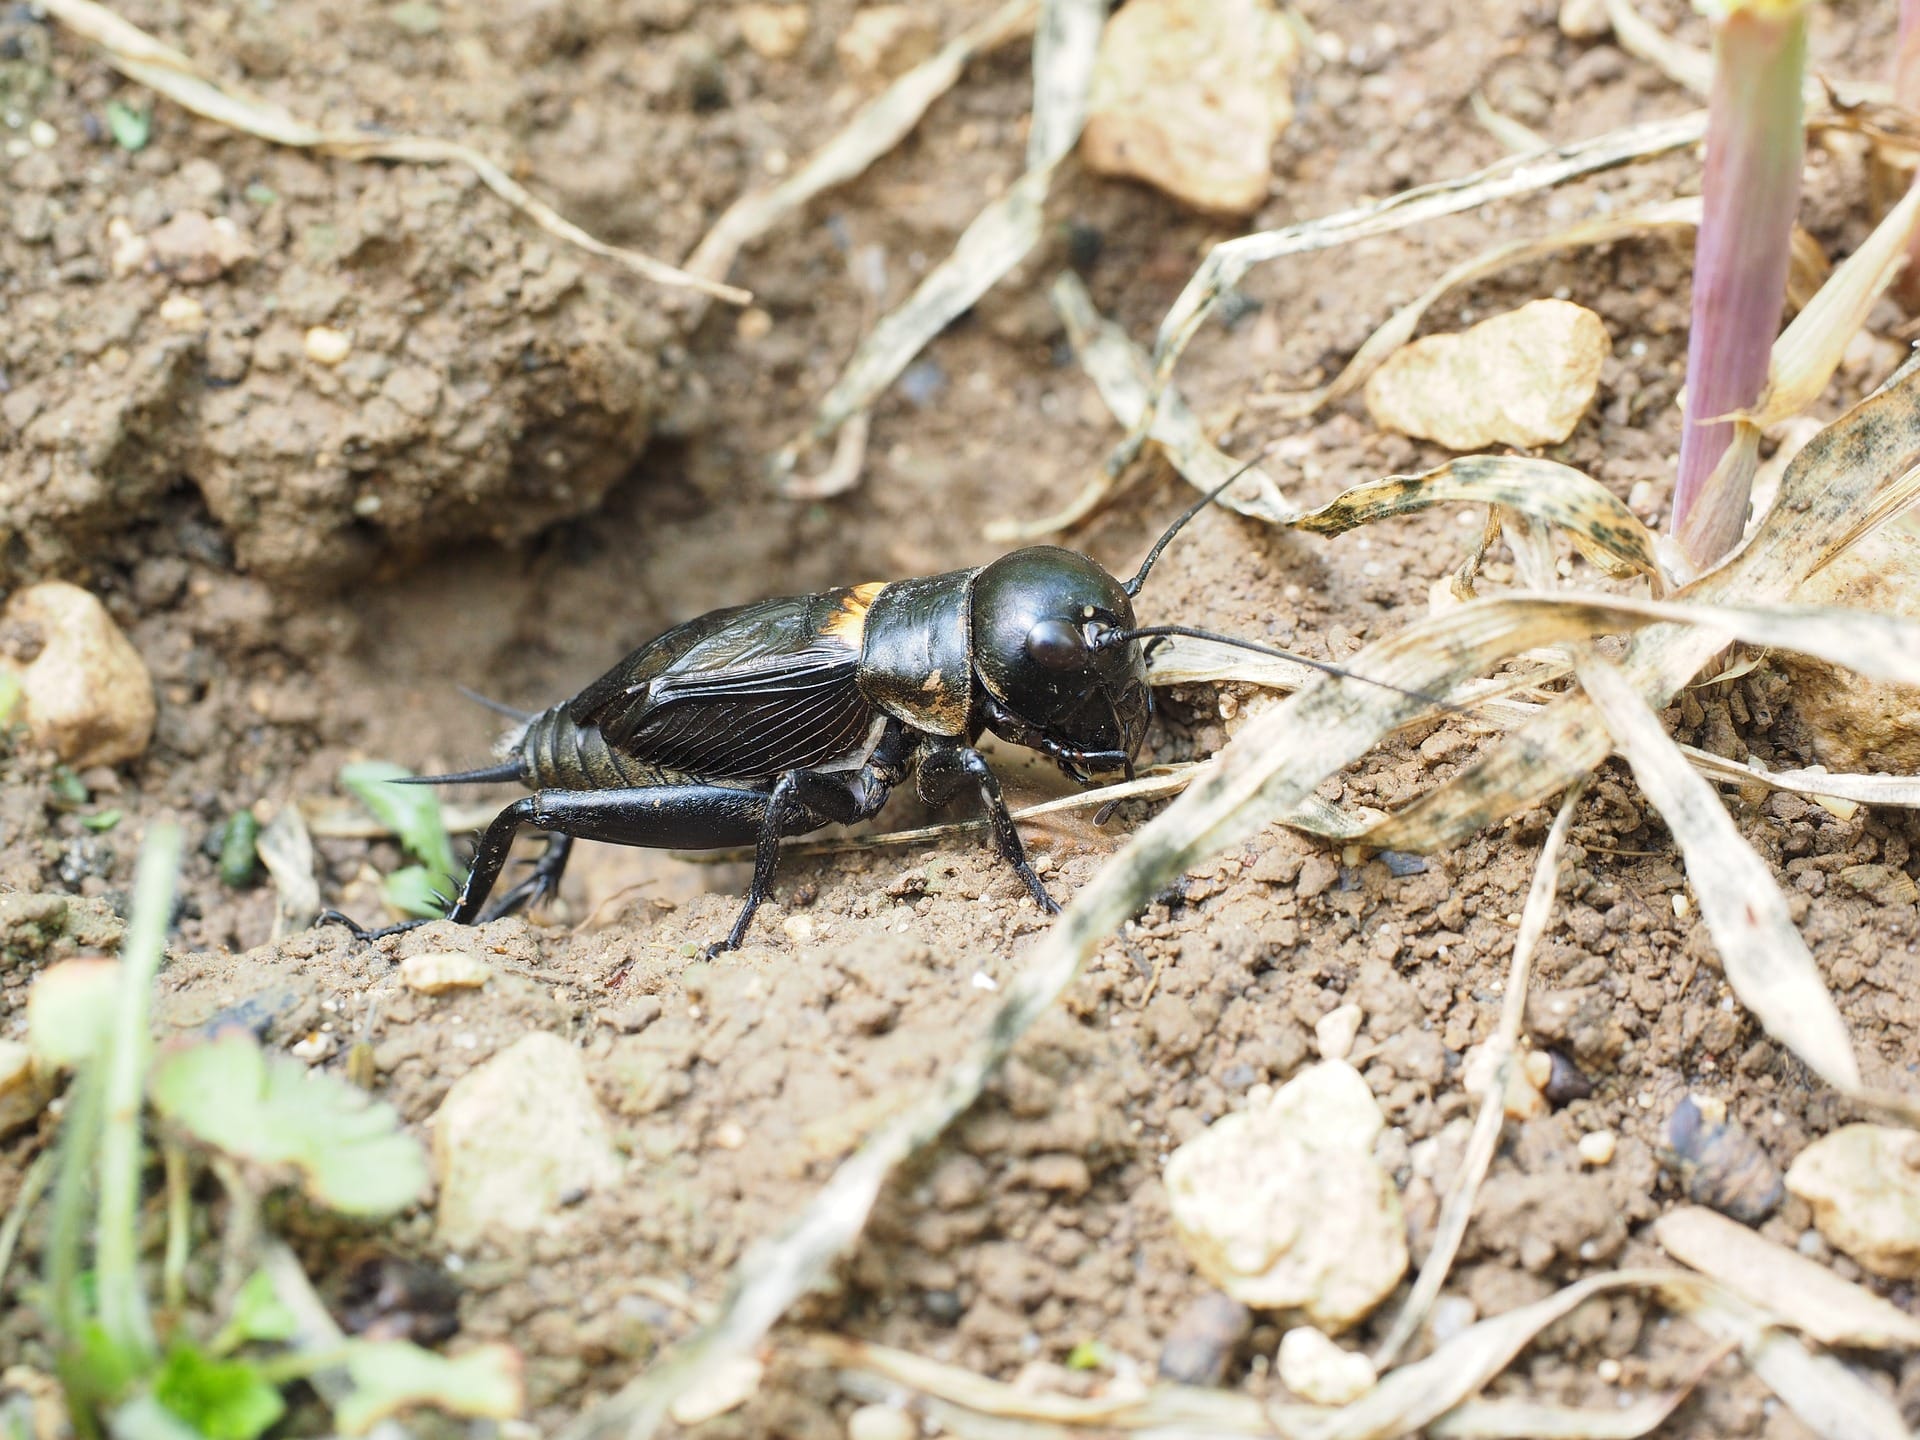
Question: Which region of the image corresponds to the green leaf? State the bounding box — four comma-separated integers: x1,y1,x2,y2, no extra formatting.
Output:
152,1346,286,1440
381,864,447,919
1065,1339,1110,1371
27,958,120,1069
104,100,151,152
216,813,261,889
150,1032,427,1218
339,761,460,900
213,1272,298,1353
333,1341,522,1437
50,766,89,807
82,808,123,832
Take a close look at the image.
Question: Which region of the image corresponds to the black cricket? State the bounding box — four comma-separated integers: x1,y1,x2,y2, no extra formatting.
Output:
324,476,1390,954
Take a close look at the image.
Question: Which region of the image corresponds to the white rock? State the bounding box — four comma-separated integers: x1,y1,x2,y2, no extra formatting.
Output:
158,294,207,330
0,1041,52,1136
400,951,491,995
304,326,353,366
1080,0,1299,215
846,1403,916,1440
1786,1124,1920,1279
1461,1042,1548,1121
1164,1061,1407,1328
1277,1326,1377,1406
1578,1130,1617,1167
738,2,808,60
1558,0,1611,38
1314,1003,1364,1062
1365,299,1610,450
0,582,155,768
432,1032,623,1246
668,1356,763,1426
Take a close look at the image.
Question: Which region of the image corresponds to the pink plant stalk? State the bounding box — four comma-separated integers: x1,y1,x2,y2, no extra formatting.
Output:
1672,2,1808,568
1893,0,1920,312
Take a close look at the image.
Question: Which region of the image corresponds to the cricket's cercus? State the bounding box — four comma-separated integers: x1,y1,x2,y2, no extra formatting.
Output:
322,467,1433,954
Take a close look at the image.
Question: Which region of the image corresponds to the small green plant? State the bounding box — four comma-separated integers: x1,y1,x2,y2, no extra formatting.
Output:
339,760,461,918
103,98,151,152
27,827,520,1437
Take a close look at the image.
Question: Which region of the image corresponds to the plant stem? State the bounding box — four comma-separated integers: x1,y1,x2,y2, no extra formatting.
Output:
1894,0,1920,311
1672,3,1807,567
95,823,182,1369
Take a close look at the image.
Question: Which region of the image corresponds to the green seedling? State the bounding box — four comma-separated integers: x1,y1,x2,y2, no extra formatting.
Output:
104,99,151,152
49,767,89,808
339,760,461,918
80,809,122,833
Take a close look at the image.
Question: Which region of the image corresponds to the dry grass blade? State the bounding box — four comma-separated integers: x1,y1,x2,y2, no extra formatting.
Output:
1368,353,1920,853
985,273,1292,540
1252,200,1701,422
779,0,1103,477
1374,782,1585,1369
1118,109,1708,474
1684,747,1920,809
1288,458,1660,580
39,0,747,304
1750,179,1920,428
1579,654,1859,1090
1470,91,1548,153
1655,1206,1920,1349
682,0,1036,303
1281,1271,1693,1440
1603,0,1713,96
1427,1381,1717,1440
1680,1292,1912,1440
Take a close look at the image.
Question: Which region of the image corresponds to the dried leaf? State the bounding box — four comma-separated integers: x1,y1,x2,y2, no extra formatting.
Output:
1428,1391,1703,1440
1655,1206,1920,1349
1684,748,1920,809
1680,1292,1912,1440
780,0,1103,476
38,0,746,304
683,1,1036,300
1579,655,1859,1090
1123,110,1707,476
1603,0,1712,95
1286,457,1659,579
989,271,1289,540
1252,200,1700,422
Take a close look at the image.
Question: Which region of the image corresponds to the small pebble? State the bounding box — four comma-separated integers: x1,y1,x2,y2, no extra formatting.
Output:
736,306,774,340
1541,1049,1594,1107
1277,1326,1376,1406
1314,1003,1364,1062
29,119,57,149
846,1404,915,1440
158,294,207,329
669,1356,763,1426
1156,1291,1251,1386
712,1120,747,1151
1595,1357,1623,1383
290,1031,334,1063
781,913,814,943
1672,892,1690,918
400,951,490,995
304,325,353,366
1578,1130,1617,1167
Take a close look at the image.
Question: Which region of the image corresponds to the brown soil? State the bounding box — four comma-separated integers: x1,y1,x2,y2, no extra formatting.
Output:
5,0,1920,1435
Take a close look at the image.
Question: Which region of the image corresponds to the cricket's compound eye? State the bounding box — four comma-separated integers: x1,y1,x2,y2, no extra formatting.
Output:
1025,618,1087,672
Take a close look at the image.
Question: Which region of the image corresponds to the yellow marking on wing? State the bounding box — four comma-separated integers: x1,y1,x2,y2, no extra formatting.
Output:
823,581,887,646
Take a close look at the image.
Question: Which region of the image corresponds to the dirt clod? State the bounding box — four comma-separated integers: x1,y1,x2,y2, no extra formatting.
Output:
0,582,155,768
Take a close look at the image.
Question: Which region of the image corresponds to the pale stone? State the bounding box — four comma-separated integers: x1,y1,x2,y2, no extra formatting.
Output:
146,210,254,284
1786,1124,1920,1279
1364,299,1611,450
1558,0,1611,38
738,3,808,61
1164,1061,1406,1328
400,951,492,995
1277,1326,1377,1406
835,6,937,79
1314,1003,1363,1062
1080,0,1298,216
158,294,207,330
0,582,155,768
1578,1130,1618,1166
668,1356,763,1426
304,326,353,366
432,1032,623,1246
0,1041,52,1136
1779,517,1920,771
846,1404,915,1440
1461,1042,1547,1121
